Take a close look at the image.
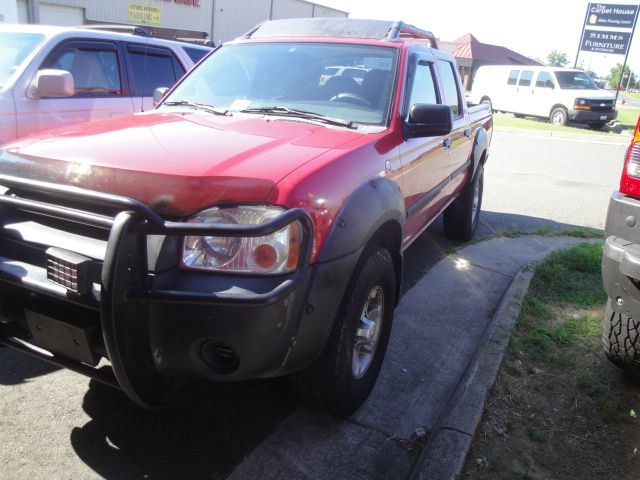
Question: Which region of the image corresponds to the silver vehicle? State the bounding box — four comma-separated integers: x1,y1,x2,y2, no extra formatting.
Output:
0,24,211,145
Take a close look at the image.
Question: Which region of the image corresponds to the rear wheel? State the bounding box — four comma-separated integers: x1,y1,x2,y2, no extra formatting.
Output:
290,245,396,417
514,113,525,119
443,164,484,241
550,106,568,126
603,300,640,375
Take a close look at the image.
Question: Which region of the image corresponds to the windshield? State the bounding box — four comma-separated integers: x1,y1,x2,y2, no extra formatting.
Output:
0,32,45,88
162,42,398,127
555,71,598,90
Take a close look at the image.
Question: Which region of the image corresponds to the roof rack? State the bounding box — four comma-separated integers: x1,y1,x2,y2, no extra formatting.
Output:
241,18,438,49
78,24,151,37
384,21,438,49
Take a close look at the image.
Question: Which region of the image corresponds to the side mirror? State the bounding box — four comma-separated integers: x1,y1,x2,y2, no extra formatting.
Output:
28,69,74,99
544,80,555,89
405,104,453,138
153,87,170,108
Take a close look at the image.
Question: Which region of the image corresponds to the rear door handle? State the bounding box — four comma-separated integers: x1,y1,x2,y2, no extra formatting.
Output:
443,138,452,149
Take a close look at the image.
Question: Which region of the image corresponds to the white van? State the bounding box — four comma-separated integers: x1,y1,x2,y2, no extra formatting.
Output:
470,65,617,130
0,24,211,146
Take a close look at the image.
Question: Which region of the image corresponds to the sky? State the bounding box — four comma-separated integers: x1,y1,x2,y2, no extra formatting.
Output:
315,0,640,79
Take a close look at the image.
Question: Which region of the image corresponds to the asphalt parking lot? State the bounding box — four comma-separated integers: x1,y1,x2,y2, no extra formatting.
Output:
0,129,628,479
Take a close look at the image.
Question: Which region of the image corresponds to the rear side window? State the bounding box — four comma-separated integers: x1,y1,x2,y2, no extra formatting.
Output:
536,71,554,88
45,41,122,96
406,60,438,115
518,70,534,87
507,70,519,86
183,46,209,64
127,45,185,96
436,59,461,116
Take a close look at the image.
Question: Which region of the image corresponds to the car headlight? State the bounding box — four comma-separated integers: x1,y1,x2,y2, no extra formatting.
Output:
574,98,590,109
182,206,301,274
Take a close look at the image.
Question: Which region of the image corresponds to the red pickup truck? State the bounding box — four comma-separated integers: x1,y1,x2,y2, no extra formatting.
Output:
0,19,492,416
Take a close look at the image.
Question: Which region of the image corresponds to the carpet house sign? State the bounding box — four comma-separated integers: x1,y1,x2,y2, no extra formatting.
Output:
578,2,638,56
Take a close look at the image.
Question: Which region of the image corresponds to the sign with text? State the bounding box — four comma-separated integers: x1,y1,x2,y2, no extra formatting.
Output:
586,3,638,28
128,2,161,25
581,28,632,54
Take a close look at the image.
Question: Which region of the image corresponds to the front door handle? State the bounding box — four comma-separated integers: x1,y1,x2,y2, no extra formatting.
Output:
443,138,452,149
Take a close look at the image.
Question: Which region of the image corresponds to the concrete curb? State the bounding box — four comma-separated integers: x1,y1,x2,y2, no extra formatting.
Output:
494,125,630,145
410,265,535,480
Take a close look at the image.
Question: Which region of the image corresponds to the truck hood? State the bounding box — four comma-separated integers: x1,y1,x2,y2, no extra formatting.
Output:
0,111,362,216
561,89,616,101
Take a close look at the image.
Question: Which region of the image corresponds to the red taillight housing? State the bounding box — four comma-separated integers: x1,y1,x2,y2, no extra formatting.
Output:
620,115,640,198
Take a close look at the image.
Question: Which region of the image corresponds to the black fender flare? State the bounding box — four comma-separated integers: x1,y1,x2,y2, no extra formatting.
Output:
471,127,488,178
317,177,405,263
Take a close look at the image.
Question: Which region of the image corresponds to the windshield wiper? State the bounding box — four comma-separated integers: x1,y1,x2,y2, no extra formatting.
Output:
163,100,230,116
240,106,357,129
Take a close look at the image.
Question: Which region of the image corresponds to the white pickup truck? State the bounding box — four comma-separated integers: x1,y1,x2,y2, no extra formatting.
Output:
0,24,210,146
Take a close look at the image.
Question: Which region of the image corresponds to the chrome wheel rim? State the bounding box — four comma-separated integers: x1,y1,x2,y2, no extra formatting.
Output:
552,111,564,126
472,176,480,222
352,286,384,379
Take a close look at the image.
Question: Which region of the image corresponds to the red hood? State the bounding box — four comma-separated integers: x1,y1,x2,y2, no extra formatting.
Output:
1,111,362,216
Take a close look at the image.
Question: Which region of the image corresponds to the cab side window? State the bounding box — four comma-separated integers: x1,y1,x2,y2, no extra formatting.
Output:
45,41,122,96
536,71,555,88
518,70,534,87
127,45,185,96
436,59,462,117
406,60,438,117
507,70,520,86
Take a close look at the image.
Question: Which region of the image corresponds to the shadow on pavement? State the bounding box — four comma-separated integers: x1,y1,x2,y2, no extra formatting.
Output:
70,377,295,479
0,348,60,385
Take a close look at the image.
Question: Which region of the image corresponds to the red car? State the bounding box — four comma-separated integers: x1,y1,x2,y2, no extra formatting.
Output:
0,18,492,416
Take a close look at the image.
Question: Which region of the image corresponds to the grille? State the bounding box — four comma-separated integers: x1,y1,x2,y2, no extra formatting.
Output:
589,100,614,112
45,248,92,295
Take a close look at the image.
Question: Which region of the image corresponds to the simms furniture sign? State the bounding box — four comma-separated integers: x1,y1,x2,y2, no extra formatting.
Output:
586,3,638,28
581,28,632,54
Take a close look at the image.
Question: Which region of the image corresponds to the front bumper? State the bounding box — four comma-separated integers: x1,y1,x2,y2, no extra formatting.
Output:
569,108,617,123
602,192,640,321
0,174,353,407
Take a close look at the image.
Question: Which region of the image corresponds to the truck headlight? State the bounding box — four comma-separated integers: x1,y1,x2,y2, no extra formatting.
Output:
182,206,300,274
574,98,590,109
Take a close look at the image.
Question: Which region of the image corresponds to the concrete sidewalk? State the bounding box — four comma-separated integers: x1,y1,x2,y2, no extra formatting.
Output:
228,236,591,480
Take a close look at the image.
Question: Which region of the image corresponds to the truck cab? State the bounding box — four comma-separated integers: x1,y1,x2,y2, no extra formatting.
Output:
0,18,491,416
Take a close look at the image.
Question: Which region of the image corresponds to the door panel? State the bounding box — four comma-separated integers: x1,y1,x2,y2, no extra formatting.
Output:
15,39,134,138
513,69,534,114
530,71,555,117
399,54,450,245
499,69,520,112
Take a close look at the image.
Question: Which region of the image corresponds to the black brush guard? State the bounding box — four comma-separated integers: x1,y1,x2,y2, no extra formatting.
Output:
0,173,314,407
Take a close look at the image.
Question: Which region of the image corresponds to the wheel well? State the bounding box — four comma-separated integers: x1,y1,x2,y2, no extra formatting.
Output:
549,104,568,116
367,220,403,305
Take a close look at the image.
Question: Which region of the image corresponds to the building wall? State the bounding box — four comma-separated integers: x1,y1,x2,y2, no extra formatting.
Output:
17,0,348,41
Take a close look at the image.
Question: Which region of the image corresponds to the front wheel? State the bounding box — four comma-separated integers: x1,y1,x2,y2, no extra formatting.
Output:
603,300,640,374
443,164,484,241
550,107,568,126
290,245,396,417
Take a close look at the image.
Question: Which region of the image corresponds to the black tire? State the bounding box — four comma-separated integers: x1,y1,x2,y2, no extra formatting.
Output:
290,245,396,417
603,300,640,374
589,122,607,130
550,106,568,126
443,164,484,242
514,113,525,119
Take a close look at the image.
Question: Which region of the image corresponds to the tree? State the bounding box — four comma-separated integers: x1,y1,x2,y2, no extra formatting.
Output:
608,64,637,89
547,50,569,67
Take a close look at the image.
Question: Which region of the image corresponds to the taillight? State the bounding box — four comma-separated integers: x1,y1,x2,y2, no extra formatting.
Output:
620,115,640,198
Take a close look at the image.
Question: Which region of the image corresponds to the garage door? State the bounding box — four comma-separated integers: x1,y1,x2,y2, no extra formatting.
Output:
39,3,84,26
17,0,28,23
